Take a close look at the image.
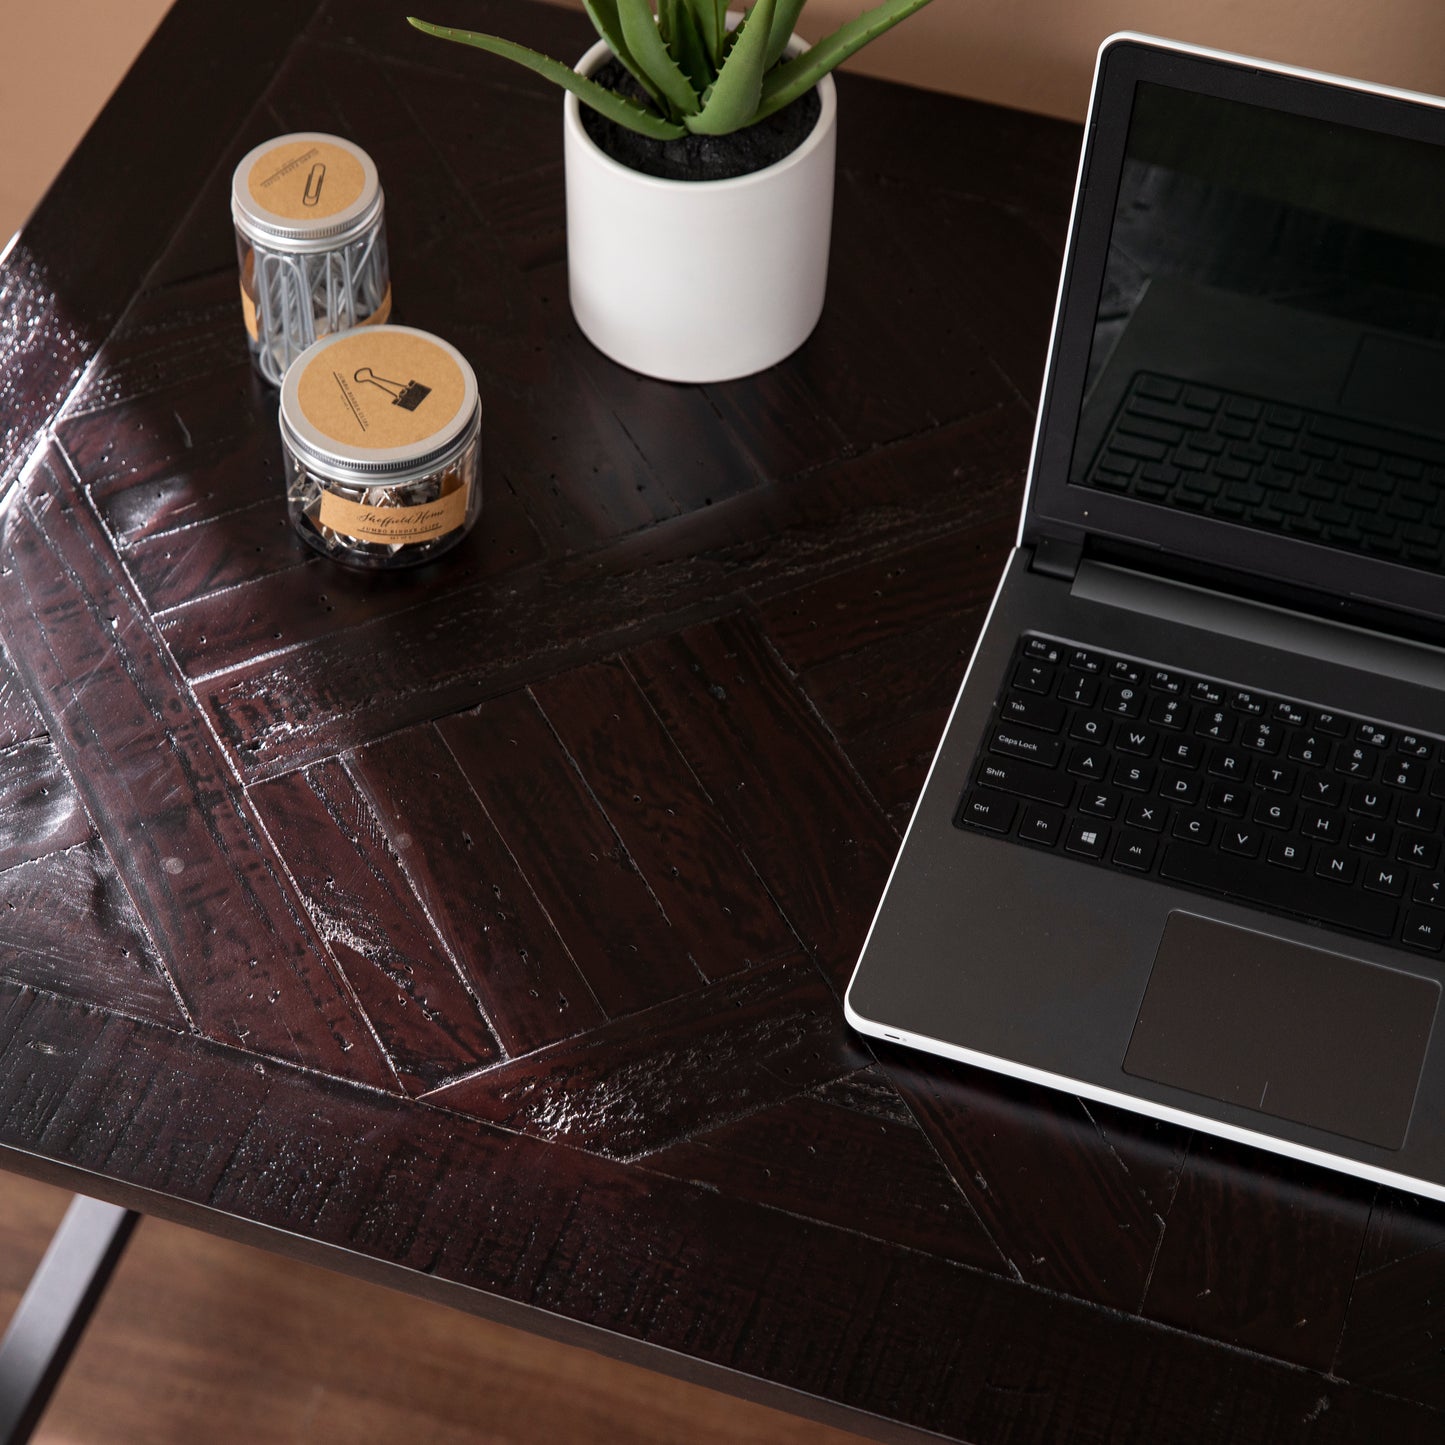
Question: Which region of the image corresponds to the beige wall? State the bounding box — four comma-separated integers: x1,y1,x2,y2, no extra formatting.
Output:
9,0,1445,246
547,0,1445,119
1,0,171,242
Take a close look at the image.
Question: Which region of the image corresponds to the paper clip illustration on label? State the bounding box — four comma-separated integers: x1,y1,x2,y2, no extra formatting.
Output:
354,366,431,411
303,162,327,208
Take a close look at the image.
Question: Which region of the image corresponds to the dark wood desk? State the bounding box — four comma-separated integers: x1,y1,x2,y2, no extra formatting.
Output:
2,2,1442,1440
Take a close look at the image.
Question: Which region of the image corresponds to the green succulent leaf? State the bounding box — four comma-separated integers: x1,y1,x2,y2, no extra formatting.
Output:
685,0,724,67
617,0,702,116
755,0,935,120
406,19,686,139
685,0,776,135
670,1,715,95
765,0,809,69
581,0,666,111
658,0,678,45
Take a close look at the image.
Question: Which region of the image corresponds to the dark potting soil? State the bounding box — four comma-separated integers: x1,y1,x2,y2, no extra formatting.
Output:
580,58,822,182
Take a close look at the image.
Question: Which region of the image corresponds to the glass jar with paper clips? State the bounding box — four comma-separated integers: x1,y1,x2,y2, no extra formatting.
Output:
278,326,481,569
232,132,392,386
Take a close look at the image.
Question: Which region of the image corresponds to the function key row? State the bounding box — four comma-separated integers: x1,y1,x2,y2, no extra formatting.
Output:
1007,693,1428,790
1012,657,1431,758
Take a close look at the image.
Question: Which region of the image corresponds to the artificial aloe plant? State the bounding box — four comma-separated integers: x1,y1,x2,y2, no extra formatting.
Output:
409,0,935,139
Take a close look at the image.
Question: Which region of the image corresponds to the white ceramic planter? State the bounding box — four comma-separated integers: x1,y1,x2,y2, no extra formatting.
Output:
564,34,837,383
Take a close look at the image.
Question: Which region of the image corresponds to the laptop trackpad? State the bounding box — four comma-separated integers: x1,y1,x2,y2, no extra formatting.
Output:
1123,912,1438,1150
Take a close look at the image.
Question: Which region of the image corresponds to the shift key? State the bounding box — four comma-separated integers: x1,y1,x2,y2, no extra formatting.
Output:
990,727,1063,768
975,754,1074,807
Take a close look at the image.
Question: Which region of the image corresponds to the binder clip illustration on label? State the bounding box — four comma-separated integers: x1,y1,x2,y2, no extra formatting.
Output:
303,162,326,208
354,366,431,411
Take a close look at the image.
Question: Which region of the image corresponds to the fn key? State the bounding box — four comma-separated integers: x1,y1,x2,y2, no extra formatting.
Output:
956,788,1018,833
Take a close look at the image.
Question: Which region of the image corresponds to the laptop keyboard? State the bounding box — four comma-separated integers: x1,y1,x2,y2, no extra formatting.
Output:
1086,371,1445,570
956,634,1445,954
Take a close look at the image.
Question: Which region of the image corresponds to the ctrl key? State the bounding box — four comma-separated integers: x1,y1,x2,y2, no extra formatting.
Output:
956,788,1018,833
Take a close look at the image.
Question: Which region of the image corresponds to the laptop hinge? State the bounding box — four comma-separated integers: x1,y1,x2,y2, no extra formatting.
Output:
1029,537,1082,581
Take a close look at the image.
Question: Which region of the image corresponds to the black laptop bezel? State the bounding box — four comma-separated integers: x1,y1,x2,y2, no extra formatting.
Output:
1025,36,1445,629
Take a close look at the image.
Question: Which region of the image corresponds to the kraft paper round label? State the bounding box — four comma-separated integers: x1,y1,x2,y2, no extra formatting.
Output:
296,329,468,453
248,139,367,222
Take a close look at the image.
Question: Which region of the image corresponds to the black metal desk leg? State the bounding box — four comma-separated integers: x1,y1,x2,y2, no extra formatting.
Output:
0,1196,138,1444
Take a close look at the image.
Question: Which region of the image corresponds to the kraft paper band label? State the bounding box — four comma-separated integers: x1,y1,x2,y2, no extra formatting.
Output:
359,284,393,327
297,330,465,451
318,483,469,545
240,277,388,345
239,248,260,340
240,279,259,341
249,140,366,221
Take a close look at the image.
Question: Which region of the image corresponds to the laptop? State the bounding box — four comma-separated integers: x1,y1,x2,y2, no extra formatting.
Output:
845,32,1445,1202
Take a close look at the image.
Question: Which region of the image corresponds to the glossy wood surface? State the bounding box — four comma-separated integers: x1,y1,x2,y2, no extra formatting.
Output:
2,1,1443,1440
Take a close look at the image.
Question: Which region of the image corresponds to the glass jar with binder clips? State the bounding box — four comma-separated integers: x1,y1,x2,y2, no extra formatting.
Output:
278,326,481,569
232,132,392,386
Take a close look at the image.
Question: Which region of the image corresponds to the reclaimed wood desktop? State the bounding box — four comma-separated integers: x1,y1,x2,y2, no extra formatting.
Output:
2,1,1442,1440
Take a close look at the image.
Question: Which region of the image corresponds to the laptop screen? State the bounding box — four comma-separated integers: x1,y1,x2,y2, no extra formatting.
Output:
1028,39,1445,626
1071,80,1445,573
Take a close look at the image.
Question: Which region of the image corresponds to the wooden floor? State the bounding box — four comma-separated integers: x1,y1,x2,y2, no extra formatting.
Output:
0,1173,861,1444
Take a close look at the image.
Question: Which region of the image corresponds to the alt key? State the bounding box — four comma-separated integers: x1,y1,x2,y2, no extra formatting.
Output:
1403,910,1445,953
1111,831,1157,871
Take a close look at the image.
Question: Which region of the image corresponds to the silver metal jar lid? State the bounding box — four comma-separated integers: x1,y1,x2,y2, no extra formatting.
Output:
232,132,383,252
279,326,480,486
